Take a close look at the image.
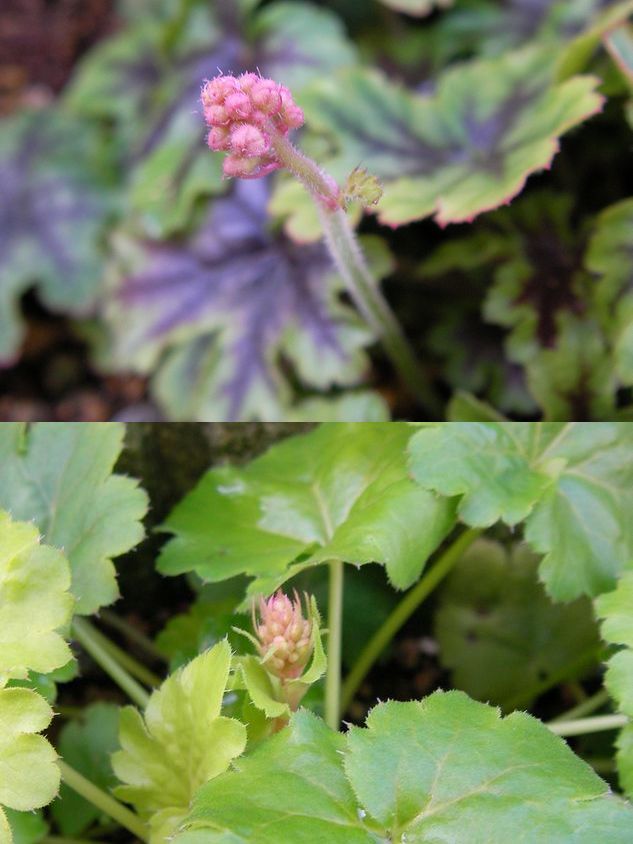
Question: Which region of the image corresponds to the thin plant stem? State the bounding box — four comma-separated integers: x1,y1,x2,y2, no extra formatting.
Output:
341,527,482,713
81,620,161,688
548,713,628,737
325,559,344,730
59,760,148,842
72,618,150,709
269,130,438,412
550,688,611,723
100,609,168,663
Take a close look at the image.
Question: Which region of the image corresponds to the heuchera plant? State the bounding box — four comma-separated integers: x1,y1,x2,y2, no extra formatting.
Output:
200,71,428,406
1,420,633,843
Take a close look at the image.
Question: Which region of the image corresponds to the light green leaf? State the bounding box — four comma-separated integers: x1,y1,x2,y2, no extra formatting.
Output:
0,423,148,615
112,641,246,843
51,703,120,836
4,809,47,844
300,47,602,227
0,688,59,840
409,422,633,600
343,692,633,841
180,710,374,843
0,511,73,685
178,694,633,842
595,573,633,796
158,423,457,596
434,538,600,709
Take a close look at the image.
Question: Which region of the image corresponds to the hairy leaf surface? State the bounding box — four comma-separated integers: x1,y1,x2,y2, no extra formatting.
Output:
0,689,59,841
0,512,73,685
112,641,246,843
178,694,633,842
158,423,456,596
408,422,633,599
181,710,372,844
0,423,147,615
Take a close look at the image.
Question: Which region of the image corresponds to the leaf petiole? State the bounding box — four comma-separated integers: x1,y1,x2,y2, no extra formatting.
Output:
72,618,150,709
58,760,149,842
341,527,482,713
325,559,344,730
548,713,629,738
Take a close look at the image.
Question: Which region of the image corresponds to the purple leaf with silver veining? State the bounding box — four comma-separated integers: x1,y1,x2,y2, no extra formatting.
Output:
0,110,111,362
106,179,370,420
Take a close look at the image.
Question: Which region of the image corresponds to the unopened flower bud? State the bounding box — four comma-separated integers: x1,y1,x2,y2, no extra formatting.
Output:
225,91,252,119
254,590,314,680
230,124,269,157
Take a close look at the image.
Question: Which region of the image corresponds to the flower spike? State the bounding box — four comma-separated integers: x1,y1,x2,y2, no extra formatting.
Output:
201,72,305,181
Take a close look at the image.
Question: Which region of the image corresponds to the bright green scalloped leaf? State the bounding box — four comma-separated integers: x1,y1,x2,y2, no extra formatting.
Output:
0,423,148,615
0,511,73,685
343,692,633,841
300,46,602,227
51,703,120,836
158,424,457,596
595,573,633,796
112,641,246,844
409,422,633,600
434,538,600,710
179,710,373,843
0,688,59,842
4,810,47,844
178,694,633,842
586,198,633,386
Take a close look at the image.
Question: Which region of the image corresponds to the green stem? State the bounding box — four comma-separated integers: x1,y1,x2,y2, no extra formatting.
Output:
325,559,344,730
82,620,161,688
341,528,481,713
548,713,628,737
550,688,611,723
72,618,150,709
100,609,168,663
270,130,437,413
58,760,148,842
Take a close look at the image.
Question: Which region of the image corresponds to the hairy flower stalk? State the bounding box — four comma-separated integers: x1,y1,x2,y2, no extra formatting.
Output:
254,590,313,682
201,72,432,409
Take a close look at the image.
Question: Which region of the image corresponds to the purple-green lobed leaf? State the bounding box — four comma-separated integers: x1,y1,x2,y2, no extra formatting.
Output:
298,46,602,227
105,180,373,421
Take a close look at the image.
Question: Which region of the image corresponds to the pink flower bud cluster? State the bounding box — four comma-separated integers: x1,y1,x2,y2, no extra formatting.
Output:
201,72,305,180
254,590,313,681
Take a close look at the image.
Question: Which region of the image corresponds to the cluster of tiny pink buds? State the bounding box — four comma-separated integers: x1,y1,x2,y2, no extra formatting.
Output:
254,590,313,681
201,72,305,180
